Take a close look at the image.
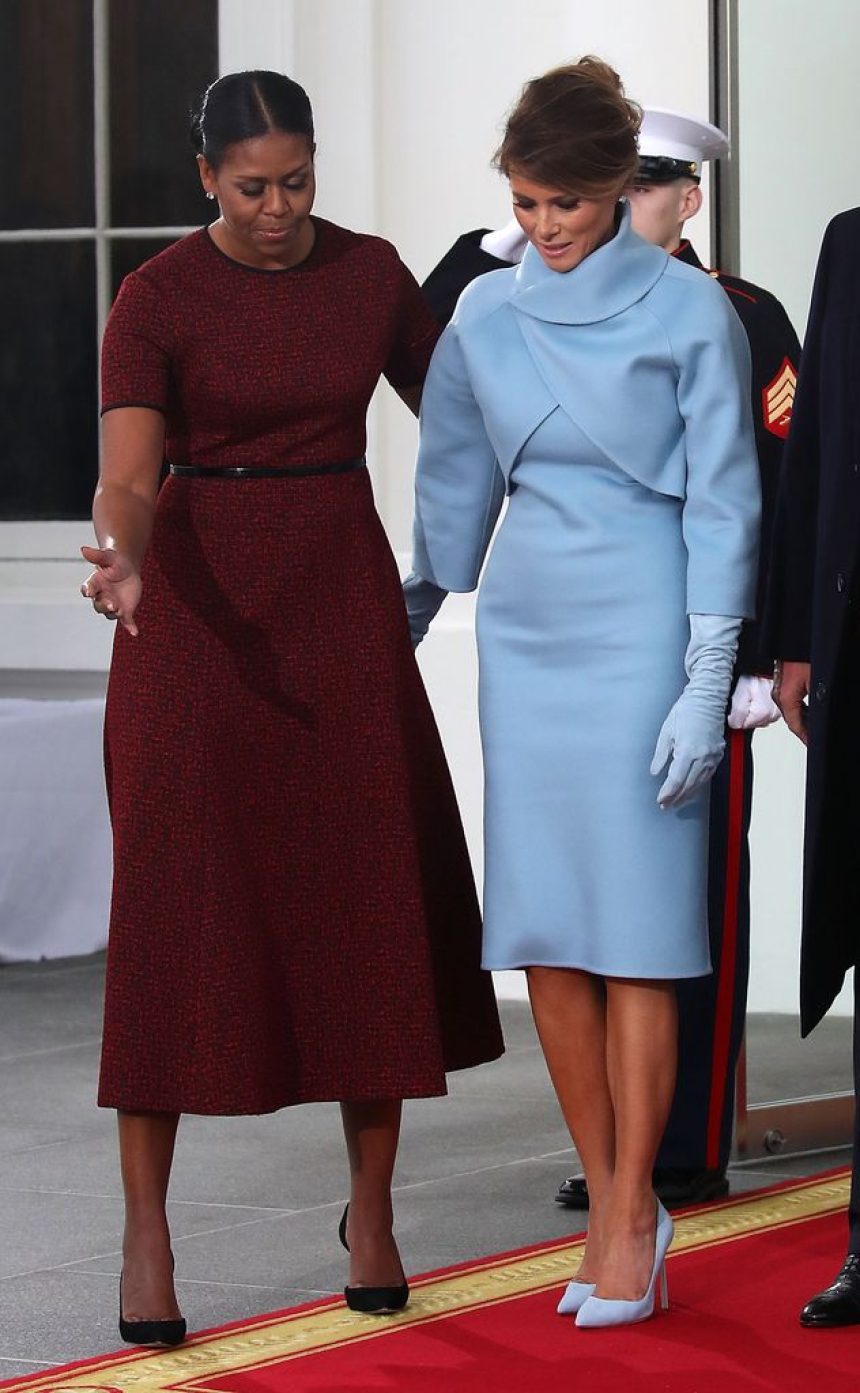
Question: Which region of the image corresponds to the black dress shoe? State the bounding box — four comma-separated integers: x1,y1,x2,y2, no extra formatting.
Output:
555,1167,729,1211
800,1254,860,1327
338,1204,409,1315
555,1174,590,1210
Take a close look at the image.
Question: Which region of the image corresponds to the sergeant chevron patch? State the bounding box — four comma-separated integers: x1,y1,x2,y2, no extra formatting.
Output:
762,357,797,438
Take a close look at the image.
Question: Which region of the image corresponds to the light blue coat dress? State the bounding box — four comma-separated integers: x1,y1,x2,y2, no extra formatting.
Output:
412,205,760,978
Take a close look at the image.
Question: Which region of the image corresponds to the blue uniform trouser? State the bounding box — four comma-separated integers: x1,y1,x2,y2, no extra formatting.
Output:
658,728,754,1173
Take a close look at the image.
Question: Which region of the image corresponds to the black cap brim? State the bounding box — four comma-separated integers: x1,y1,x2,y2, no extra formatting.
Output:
636,155,700,185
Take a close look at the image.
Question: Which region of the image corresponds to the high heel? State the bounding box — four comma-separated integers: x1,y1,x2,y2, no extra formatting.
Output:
575,1200,673,1329
558,1214,597,1313
338,1203,409,1315
118,1253,186,1347
556,1278,595,1315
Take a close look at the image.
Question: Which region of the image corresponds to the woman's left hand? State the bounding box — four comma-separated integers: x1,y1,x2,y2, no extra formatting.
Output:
402,571,447,648
651,614,743,809
650,693,725,809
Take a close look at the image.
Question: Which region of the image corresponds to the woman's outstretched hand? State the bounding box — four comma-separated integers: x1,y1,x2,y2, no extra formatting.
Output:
80,545,142,637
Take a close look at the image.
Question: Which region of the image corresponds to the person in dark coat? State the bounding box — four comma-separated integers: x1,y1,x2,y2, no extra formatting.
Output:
766,206,860,1328
423,109,800,1211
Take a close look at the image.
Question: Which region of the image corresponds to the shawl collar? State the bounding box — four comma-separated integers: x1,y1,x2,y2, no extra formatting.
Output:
511,201,669,325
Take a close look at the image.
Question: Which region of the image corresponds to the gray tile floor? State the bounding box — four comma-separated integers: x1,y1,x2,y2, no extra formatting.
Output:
0,953,852,1376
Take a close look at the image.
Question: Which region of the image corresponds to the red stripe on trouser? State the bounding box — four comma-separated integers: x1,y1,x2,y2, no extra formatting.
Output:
705,728,746,1169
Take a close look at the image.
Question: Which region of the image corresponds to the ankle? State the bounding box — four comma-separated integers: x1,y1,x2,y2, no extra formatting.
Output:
347,1195,394,1230
605,1186,658,1225
123,1217,172,1257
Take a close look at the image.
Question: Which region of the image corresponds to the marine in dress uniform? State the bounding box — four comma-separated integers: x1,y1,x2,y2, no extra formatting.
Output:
421,109,800,1209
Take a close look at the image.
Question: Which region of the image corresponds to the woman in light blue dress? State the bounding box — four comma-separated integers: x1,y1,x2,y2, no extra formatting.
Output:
405,59,760,1328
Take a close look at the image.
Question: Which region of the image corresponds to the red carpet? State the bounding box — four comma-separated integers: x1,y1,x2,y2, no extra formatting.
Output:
2,1172,855,1393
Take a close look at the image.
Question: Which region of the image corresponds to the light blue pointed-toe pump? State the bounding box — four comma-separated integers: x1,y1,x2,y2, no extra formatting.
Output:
575,1201,673,1329
556,1277,596,1315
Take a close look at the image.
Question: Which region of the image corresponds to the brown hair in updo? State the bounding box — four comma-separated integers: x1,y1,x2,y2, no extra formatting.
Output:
495,56,641,198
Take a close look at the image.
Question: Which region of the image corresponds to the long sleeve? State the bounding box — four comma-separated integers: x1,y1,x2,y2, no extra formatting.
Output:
762,222,834,662
412,321,506,592
671,290,761,619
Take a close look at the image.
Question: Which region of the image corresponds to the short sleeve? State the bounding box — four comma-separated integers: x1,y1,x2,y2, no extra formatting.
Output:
383,258,441,390
100,271,172,415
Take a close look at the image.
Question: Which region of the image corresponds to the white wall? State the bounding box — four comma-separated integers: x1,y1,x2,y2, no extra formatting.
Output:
737,0,860,336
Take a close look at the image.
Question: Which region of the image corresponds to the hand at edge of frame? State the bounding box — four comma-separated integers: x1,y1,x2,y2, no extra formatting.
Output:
772,660,810,745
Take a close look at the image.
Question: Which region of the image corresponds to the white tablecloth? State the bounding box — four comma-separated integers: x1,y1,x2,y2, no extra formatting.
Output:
0,698,111,961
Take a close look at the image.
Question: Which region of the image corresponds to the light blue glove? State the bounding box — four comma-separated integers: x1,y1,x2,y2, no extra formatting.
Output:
650,614,744,810
402,571,447,649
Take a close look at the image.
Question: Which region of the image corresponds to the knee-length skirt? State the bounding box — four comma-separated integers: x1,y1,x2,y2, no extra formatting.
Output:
477,408,711,979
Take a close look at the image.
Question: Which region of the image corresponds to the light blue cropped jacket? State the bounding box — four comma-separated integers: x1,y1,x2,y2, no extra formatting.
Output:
412,204,760,619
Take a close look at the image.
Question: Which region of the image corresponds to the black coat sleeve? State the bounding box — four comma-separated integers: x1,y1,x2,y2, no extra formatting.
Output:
421,234,507,328
762,222,834,663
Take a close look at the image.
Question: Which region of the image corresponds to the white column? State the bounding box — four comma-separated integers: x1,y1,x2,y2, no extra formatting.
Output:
218,0,297,73
219,0,379,232
294,0,378,232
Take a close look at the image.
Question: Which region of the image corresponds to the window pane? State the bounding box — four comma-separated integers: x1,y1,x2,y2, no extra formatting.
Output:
0,244,97,520
110,237,181,300
0,1,94,229
109,0,218,227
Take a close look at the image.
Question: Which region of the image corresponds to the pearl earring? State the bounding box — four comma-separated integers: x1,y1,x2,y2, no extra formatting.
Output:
206,192,215,201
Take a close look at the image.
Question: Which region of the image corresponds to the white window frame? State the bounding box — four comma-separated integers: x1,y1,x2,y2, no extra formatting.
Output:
0,0,329,670
0,0,218,667
0,0,202,524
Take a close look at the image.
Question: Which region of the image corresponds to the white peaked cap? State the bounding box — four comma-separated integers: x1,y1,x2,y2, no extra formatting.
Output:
638,108,730,167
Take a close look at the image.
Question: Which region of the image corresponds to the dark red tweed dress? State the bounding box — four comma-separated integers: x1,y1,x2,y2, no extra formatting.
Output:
98,219,503,1114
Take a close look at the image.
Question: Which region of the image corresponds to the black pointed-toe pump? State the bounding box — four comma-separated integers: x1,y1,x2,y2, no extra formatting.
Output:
338,1203,409,1315
119,1254,187,1347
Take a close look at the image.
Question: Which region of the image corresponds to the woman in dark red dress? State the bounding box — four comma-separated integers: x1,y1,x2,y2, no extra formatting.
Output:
80,70,502,1347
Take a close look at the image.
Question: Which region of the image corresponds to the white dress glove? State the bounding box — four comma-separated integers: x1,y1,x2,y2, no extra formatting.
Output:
402,571,447,649
727,674,782,730
651,614,744,809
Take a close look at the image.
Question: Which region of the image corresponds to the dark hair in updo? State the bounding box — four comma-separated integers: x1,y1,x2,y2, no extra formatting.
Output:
495,56,640,197
190,70,315,170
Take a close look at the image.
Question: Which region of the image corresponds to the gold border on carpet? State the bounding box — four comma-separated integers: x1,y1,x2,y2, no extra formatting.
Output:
8,1172,849,1393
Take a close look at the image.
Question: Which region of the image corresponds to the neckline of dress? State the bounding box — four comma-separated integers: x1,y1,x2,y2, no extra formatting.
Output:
201,217,323,275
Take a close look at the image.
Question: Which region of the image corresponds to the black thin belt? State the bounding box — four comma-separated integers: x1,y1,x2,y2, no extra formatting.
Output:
168,457,365,479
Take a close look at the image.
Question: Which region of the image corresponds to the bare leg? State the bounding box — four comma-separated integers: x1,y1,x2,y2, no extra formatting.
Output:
118,1110,182,1321
527,967,615,1282
340,1100,404,1287
597,977,677,1300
